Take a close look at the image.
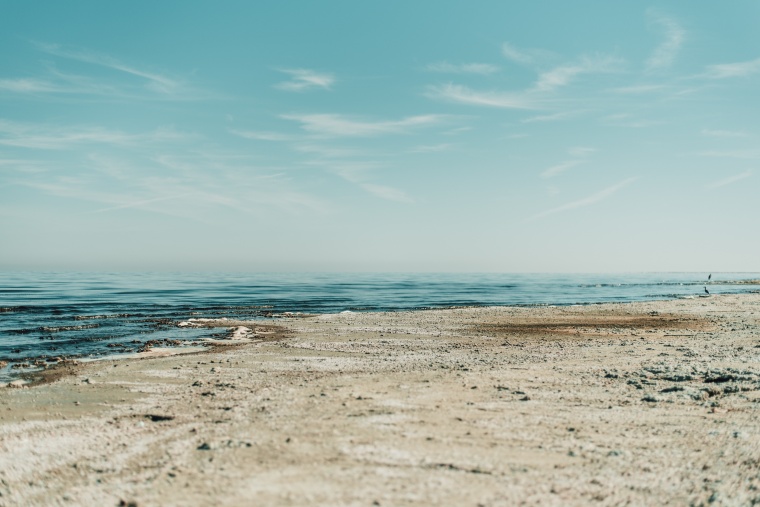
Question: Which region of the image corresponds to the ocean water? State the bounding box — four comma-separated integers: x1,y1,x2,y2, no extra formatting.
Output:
1,272,758,381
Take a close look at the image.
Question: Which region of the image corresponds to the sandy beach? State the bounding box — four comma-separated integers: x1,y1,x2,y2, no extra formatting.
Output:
1,293,759,506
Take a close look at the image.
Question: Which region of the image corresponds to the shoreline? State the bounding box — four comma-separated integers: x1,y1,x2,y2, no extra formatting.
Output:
1,293,759,505
2,274,758,378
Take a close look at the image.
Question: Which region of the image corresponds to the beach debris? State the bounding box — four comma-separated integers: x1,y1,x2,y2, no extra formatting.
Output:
197,442,212,450
144,414,175,422
231,326,251,340
7,380,27,389
178,317,229,328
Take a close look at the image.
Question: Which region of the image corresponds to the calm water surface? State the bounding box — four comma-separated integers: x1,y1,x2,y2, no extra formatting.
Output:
1,272,758,381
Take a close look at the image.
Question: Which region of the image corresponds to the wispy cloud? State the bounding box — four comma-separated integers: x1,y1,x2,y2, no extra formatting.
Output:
35,42,178,93
521,111,578,123
0,120,133,149
359,183,413,203
541,160,582,179
276,68,334,91
601,113,662,128
532,177,637,219
0,63,161,99
230,130,294,142
699,149,760,159
705,170,752,189
611,84,666,94
0,78,66,94
425,62,499,75
535,54,623,92
444,126,473,135
646,11,685,71
91,193,193,213
409,143,452,153
501,42,553,65
568,146,596,157
0,120,190,150
281,113,446,137
704,58,760,79
426,83,536,109
305,158,412,203
0,158,47,174
701,128,749,138
304,160,382,182
295,144,360,158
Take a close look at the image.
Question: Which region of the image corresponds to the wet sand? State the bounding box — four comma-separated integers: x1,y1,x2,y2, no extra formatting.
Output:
1,294,759,506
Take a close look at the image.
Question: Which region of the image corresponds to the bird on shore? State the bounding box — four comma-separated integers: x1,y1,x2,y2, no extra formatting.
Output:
704,286,710,295
708,274,712,281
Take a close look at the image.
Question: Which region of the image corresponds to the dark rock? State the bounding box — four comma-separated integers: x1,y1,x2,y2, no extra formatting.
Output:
144,414,175,422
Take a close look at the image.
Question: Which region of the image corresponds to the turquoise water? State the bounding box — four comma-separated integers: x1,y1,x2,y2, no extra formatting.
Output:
1,272,758,381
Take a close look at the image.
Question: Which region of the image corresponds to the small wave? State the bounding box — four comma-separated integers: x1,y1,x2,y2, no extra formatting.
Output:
6,328,35,335
0,306,33,314
72,314,131,321
39,323,101,333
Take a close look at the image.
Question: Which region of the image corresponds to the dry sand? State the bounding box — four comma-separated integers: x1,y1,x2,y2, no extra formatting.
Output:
1,294,759,506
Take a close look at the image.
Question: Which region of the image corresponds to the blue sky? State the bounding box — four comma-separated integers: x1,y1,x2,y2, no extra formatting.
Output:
1,1,758,272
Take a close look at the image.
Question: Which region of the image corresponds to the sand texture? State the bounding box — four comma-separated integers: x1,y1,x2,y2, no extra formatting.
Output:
1,294,759,506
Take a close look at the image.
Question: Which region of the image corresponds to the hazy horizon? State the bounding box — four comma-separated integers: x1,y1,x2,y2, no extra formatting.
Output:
1,1,758,272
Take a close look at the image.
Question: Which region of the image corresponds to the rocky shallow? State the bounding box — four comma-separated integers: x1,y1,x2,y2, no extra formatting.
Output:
1,294,759,506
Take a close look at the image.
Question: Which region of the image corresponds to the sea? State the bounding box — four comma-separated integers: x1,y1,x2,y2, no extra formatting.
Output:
1,272,758,382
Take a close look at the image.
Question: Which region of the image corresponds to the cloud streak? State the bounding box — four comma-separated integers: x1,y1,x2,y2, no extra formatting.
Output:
276,69,334,91
35,42,178,93
646,11,685,70
532,177,637,219
305,158,413,203
540,160,582,179
425,62,499,75
521,111,578,123
701,129,749,138
699,149,760,160
501,42,553,65
281,113,447,137
230,130,294,142
0,120,190,150
409,143,452,153
611,84,667,94
359,183,413,203
704,58,760,79
426,84,536,109
91,193,193,213
705,170,752,189
534,55,623,91
0,78,67,94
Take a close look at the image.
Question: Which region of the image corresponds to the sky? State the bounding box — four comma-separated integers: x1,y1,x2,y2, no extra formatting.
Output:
0,1,758,272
